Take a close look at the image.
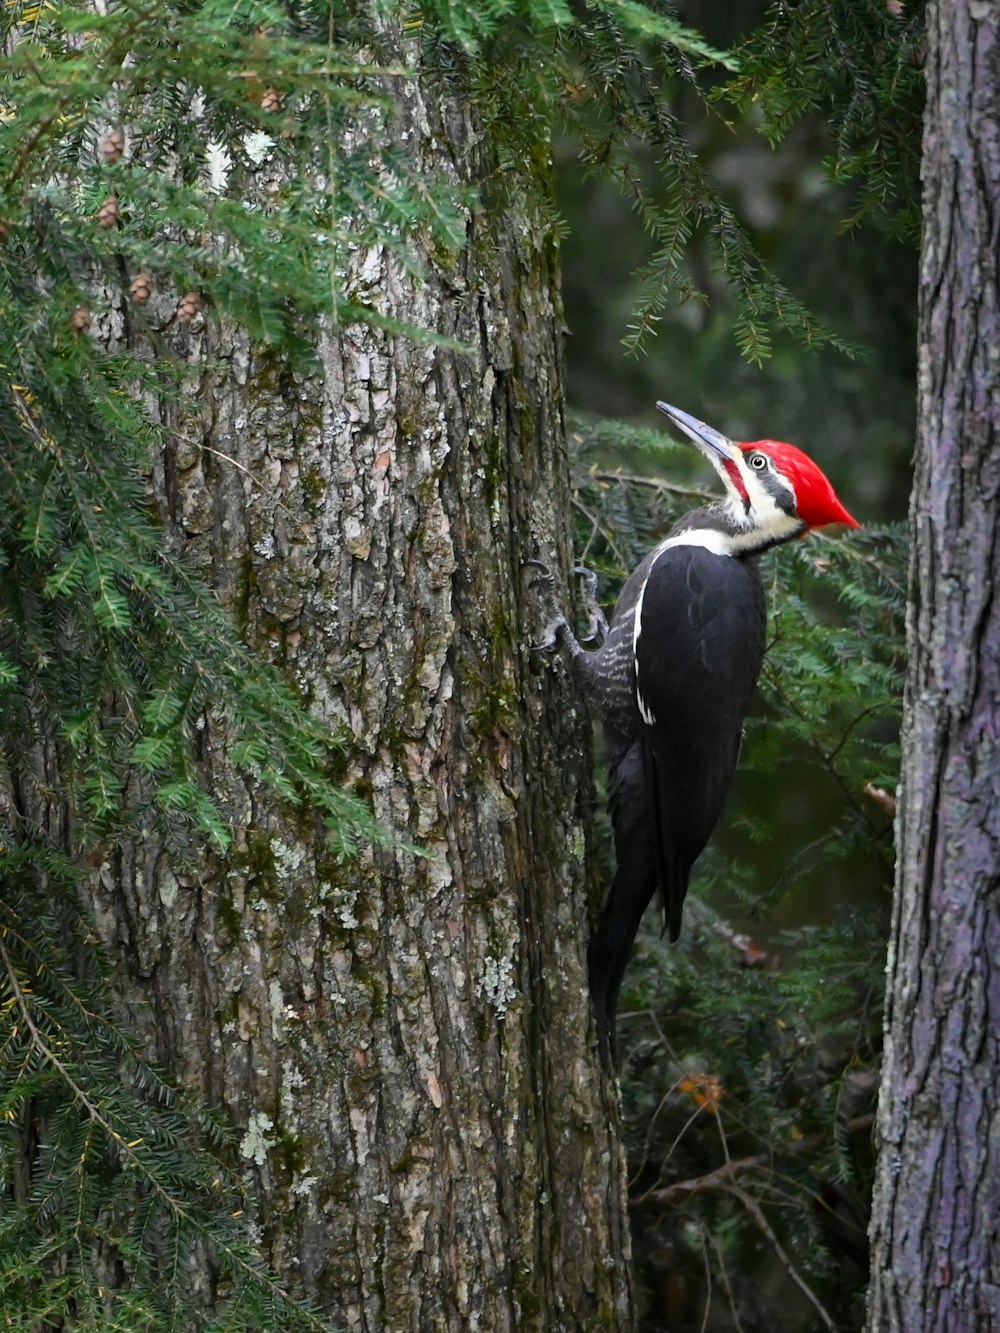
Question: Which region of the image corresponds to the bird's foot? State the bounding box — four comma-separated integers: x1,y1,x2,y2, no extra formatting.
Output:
523,557,555,591
523,558,599,657
523,559,567,652
571,565,609,647
533,617,570,653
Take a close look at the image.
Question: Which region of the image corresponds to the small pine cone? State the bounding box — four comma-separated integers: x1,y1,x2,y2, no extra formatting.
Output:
129,271,153,304
101,128,125,164
177,290,203,323
97,195,120,229
0,220,8,245
70,306,92,333
260,87,284,113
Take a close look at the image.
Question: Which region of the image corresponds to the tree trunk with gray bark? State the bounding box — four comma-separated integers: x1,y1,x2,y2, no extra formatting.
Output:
866,3,1000,1328
89,41,633,1333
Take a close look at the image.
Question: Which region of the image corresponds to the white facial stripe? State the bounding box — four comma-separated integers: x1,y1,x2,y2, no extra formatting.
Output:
717,463,802,549
743,464,793,513
730,499,801,550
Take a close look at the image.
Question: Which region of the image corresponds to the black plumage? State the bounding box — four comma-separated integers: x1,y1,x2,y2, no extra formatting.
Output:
575,539,765,1062
538,398,859,1066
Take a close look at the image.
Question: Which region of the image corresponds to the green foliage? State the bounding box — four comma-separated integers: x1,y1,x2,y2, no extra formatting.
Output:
552,3,923,435
542,5,869,363
0,0,421,859
0,1,418,1323
721,0,926,242
0,0,467,337
569,417,903,1327
0,859,339,1332
0,0,917,1324
0,365,381,858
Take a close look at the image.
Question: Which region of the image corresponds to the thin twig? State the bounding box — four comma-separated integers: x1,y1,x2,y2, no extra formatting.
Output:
570,492,632,571
629,1074,705,1195
588,468,715,503
723,1183,838,1332
639,1151,770,1206
697,1225,713,1333
638,1114,874,1208
705,1225,746,1333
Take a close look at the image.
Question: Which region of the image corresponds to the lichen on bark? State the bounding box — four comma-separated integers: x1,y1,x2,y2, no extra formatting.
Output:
88,25,633,1332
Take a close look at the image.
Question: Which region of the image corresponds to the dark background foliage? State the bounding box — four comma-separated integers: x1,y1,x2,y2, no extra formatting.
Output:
553,3,918,1325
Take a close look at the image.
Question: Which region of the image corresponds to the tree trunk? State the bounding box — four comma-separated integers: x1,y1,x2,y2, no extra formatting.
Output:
89,43,633,1333
866,3,1000,1328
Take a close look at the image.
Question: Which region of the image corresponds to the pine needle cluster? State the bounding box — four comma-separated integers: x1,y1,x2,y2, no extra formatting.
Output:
0,0,445,1321
722,0,925,242
0,858,341,1331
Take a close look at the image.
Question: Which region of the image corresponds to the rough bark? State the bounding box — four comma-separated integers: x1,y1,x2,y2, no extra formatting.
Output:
866,3,1000,1329
88,42,633,1333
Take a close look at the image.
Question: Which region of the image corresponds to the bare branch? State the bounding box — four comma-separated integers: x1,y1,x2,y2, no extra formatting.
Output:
724,1183,838,1333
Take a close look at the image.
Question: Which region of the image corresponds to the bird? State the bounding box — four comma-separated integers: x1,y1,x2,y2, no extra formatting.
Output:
542,401,860,1065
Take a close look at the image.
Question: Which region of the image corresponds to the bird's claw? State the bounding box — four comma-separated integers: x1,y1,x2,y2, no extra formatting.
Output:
524,558,607,654
571,564,609,645
531,616,569,653
523,557,556,592
523,560,568,653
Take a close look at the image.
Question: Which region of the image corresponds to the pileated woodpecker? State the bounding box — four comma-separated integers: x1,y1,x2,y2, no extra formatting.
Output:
545,401,859,1064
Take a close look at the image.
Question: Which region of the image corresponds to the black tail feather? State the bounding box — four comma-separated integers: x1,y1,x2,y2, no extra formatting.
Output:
588,866,655,1067
642,730,690,944
590,736,697,1066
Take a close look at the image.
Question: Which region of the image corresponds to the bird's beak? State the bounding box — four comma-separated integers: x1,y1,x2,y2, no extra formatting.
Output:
655,401,741,467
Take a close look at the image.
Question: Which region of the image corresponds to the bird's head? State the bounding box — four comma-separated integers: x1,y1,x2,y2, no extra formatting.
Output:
656,401,860,545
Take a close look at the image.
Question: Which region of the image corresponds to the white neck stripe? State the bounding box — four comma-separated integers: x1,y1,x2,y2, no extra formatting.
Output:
651,529,736,558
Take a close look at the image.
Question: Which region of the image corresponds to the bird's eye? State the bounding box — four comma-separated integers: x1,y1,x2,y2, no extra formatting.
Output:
749,453,768,471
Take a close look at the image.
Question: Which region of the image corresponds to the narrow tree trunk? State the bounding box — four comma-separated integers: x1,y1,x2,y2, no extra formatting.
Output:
89,44,633,1333
866,4,1000,1328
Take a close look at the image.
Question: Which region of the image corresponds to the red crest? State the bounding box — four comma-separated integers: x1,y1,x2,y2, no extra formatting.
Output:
742,441,860,530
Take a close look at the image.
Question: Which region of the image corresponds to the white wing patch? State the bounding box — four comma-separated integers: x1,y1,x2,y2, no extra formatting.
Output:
637,684,657,725
637,562,661,730
633,574,652,723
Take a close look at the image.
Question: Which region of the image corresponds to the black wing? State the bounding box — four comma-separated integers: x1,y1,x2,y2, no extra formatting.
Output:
635,544,765,937
589,545,765,1063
